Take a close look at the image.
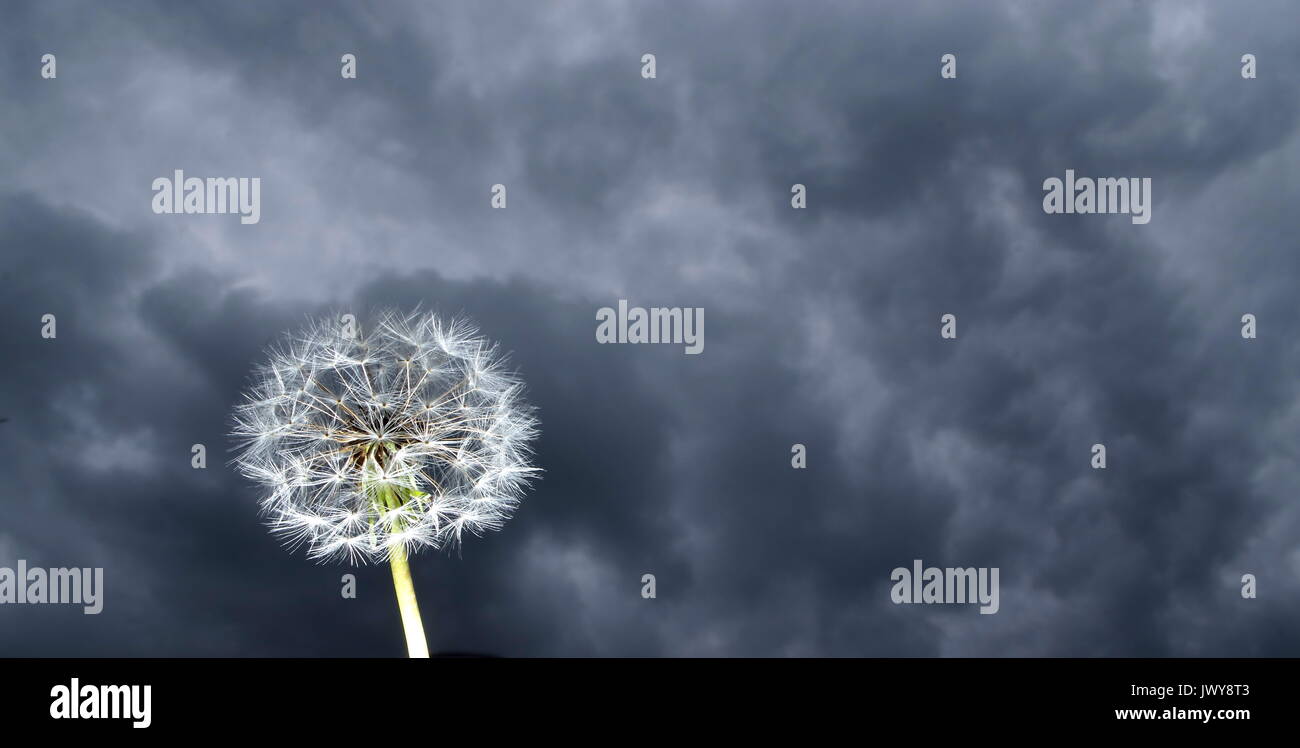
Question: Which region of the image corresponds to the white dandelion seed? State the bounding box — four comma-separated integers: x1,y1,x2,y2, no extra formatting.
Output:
230,310,540,656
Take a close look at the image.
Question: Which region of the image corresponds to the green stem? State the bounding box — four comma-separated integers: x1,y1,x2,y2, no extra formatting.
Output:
388,538,429,658
366,453,430,659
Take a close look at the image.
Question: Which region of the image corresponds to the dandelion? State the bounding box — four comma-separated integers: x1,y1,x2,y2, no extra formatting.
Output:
230,310,540,657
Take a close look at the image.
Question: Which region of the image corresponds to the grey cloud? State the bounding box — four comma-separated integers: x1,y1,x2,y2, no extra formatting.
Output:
2,1,1299,657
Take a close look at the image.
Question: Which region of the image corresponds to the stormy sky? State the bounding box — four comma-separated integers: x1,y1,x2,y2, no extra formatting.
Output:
2,0,1299,656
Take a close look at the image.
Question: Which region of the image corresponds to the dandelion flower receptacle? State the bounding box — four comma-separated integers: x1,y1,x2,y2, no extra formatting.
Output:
230,311,540,657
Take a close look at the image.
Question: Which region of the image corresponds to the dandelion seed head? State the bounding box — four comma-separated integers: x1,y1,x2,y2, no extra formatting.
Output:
231,310,540,564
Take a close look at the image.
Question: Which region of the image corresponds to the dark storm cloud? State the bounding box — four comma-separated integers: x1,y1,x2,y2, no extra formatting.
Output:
0,199,687,654
2,0,1300,656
